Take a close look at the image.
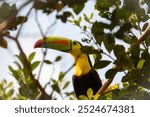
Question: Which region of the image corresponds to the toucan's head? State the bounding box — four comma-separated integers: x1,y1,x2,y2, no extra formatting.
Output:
34,36,82,57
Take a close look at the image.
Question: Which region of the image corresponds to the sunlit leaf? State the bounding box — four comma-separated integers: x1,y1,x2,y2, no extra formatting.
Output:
28,52,36,62
31,61,40,70
137,59,145,69
94,93,100,100
87,88,93,100
14,61,22,70
79,95,89,100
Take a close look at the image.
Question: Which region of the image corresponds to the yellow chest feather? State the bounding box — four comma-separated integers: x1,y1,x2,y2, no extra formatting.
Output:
74,54,91,77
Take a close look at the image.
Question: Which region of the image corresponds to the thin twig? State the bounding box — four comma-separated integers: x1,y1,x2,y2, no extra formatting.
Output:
35,10,57,80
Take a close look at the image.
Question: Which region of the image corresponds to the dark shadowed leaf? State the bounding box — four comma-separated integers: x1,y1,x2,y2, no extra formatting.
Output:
56,11,71,23
72,4,84,15
142,22,149,31
81,46,97,54
55,56,62,62
114,45,125,59
131,43,140,59
44,60,52,64
103,33,115,53
92,22,104,44
145,35,150,47
94,60,111,69
105,69,118,79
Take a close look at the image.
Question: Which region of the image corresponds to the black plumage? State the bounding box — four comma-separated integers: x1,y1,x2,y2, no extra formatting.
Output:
72,69,102,99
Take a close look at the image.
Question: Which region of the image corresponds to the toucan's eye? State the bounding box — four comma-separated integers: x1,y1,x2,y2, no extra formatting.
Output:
73,41,77,45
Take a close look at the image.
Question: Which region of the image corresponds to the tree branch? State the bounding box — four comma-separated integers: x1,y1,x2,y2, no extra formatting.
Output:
138,23,150,43
5,34,50,99
97,77,114,97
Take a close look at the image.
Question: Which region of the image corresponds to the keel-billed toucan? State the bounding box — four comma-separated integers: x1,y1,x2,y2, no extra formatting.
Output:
34,36,102,99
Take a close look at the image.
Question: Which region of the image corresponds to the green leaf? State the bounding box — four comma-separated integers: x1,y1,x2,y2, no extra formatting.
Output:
8,66,21,80
103,33,115,53
28,52,36,62
87,88,93,100
7,82,13,88
63,81,70,89
51,84,60,94
7,89,14,97
83,26,87,31
51,79,58,85
15,53,26,65
14,61,22,70
83,13,90,22
94,60,111,69
94,93,100,100
74,17,82,26
79,95,89,100
90,12,94,19
137,59,145,69
58,72,65,81
105,69,118,79
114,45,125,59
31,61,40,70
55,56,62,62
23,67,29,79
0,39,7,48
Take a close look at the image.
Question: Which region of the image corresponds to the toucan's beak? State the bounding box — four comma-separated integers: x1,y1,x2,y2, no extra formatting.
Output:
34,36,72,52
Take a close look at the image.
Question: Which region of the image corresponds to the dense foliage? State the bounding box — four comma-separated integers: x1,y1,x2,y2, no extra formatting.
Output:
0,0,150,100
